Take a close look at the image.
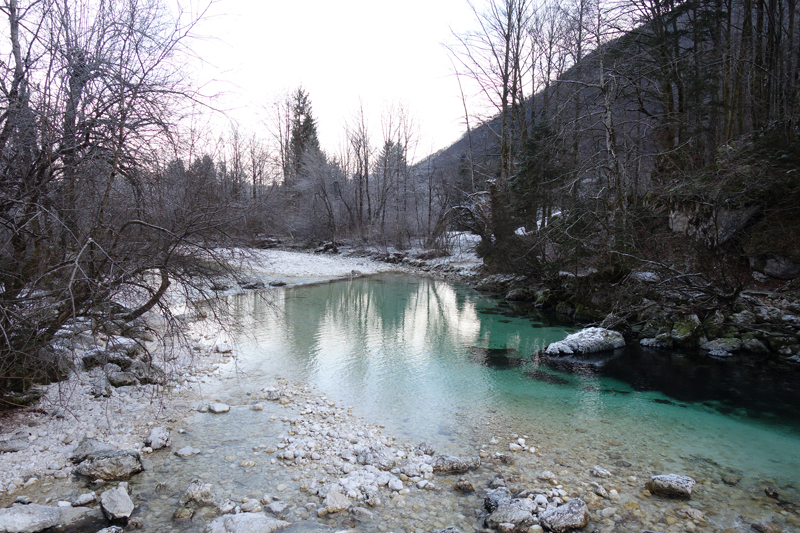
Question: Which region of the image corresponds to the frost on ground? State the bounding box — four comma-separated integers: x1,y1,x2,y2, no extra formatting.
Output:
236,249,397,280
0,239,484,497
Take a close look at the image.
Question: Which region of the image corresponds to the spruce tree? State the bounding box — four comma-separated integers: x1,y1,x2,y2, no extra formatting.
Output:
286,87,321,186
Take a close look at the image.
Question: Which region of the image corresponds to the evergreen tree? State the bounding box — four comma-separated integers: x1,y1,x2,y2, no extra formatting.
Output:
286,87,321,186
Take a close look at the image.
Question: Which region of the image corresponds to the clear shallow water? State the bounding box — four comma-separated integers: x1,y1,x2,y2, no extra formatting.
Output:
195,273,800,487
123,271,800,533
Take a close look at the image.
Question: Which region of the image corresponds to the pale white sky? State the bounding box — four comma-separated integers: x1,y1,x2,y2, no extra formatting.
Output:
189,0,478,159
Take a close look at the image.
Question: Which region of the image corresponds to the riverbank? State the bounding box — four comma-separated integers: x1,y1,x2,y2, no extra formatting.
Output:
0,249,797,533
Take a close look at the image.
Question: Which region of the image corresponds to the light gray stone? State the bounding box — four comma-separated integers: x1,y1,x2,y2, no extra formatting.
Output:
175,446,201,458
545,327,625,355
357,444,395,470
646,474,696,498
323,488,351,513
431,453,481,473
0,504,61,533
485,499,538,529
267,501,289,515
204,513,289,533
241,500,262,513
144,426,171,450
539,498,590,533
75,450,143,480
591,465,612,478
209,403,231,414
68,439,116,463
0,440,29,453
72,492,96,506
484,487,512,512
180,479,216,507
100,483,134,520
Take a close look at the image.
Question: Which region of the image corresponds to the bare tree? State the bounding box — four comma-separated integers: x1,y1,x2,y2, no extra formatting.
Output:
0,0,229,396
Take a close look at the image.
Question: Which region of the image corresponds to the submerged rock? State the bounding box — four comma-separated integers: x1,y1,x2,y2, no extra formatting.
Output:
591,465,613,478
545,327,625,355
645,474,696,498
180,479,216,508
175,446,201,458
431,454,481,474
538,498,590,532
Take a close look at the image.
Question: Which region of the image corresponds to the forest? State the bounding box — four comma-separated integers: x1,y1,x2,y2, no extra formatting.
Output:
1,0,799,395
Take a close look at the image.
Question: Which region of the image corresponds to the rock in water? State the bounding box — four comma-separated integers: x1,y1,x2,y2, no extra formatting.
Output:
431,454,481,474
175,446,201,458
180,479,216,507
485,499,538,529
203,513,290,533
591,465,613,478
144,426,171,450
484,487,512,512
75,450,144,480
100,483,135,520
545,327,625,355
0,504,61,532
645,474,696,499
539,498,590,533
454,478,475,494
324,487,351,513
58,506,107,531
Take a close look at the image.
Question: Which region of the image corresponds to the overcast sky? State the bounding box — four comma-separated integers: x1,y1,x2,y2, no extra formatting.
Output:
189,0,478,160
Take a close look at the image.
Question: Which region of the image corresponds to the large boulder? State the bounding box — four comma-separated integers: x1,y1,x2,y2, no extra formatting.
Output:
0,504,61,533
69,439,116,463
203,513,290,533
431,454,481,474
646,474,696,499
100,483,134,520
545,328,625,355
539,498,590,532
74,450,144,480
0,503,105,533
671,315,703,348
750,254,800,280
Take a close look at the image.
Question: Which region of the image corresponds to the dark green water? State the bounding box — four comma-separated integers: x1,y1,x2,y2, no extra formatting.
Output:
193,272,800,493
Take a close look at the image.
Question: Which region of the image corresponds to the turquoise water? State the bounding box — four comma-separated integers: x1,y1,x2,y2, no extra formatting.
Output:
196,273,800,493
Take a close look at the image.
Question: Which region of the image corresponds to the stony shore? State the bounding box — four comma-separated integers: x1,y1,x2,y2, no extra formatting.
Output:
0,249,797,533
